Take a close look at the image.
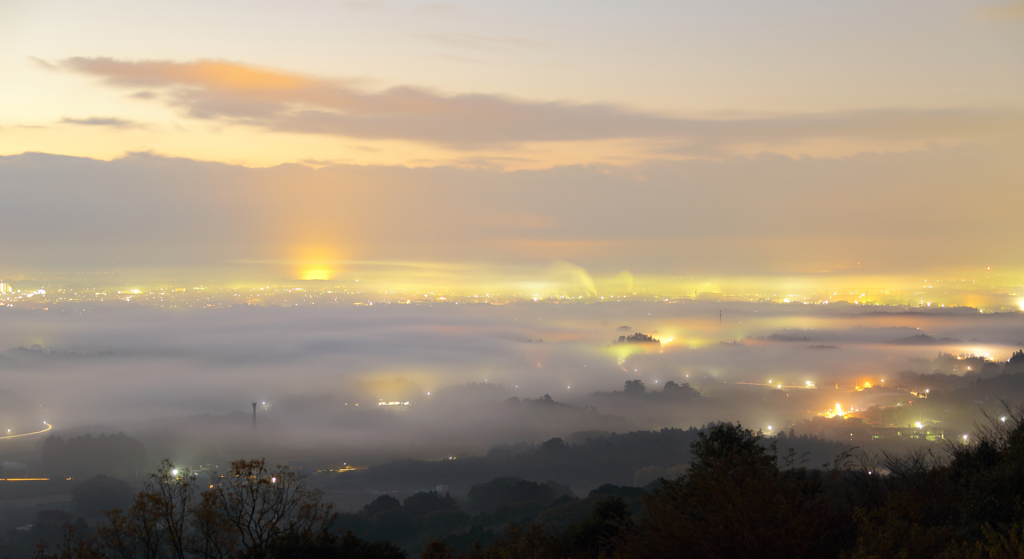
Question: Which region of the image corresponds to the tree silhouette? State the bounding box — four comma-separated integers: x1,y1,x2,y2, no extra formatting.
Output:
623,380,646,395
34,458,402,559
632,423,844,559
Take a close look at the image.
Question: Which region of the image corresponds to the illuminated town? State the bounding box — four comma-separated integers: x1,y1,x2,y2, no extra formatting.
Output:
1,270,1022,311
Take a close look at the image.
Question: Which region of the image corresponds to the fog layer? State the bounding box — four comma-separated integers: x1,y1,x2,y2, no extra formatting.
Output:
1,301,1022,465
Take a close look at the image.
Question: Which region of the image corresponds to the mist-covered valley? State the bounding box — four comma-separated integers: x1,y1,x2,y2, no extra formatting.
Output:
2,299,1022,468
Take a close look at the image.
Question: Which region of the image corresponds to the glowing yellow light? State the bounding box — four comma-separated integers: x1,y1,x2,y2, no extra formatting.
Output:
821,403,846,418
302,269,331,281
609,342,654,362
864,382,871,389
915,421,923,429
291,244,341,281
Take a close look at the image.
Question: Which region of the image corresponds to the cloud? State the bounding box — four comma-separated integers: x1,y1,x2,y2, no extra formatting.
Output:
28,56,57,70
2,141,1023,278
57,57,1024,151
60,116,141,128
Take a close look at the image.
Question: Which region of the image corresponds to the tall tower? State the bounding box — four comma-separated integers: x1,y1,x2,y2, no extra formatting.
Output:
252,402,257,427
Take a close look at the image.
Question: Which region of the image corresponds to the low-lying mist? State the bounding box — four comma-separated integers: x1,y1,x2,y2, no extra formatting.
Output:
2,300,1023,468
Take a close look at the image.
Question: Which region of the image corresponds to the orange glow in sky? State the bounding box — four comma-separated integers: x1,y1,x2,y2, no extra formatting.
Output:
0,2,1021,285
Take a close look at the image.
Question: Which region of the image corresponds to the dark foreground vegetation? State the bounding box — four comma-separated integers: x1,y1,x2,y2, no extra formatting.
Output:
16,406,1024,559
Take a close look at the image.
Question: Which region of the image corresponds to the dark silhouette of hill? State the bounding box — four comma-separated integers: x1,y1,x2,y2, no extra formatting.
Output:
888,333,961,345
40,433,146,480
588,379,701,402
324,425,849,497
613,332,659,344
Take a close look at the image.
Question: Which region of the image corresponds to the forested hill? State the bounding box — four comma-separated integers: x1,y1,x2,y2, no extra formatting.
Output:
328,426,851,493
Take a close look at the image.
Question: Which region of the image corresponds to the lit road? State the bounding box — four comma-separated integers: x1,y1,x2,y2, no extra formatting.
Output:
0,422,52,440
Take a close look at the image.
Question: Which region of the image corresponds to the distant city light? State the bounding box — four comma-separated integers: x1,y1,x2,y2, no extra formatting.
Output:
821,403,846,418
302,269,331,281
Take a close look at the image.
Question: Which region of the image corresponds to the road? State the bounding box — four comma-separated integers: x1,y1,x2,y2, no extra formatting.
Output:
0,422,52,440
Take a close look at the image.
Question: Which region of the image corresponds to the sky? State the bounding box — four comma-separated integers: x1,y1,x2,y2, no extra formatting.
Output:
1,0,1023,290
